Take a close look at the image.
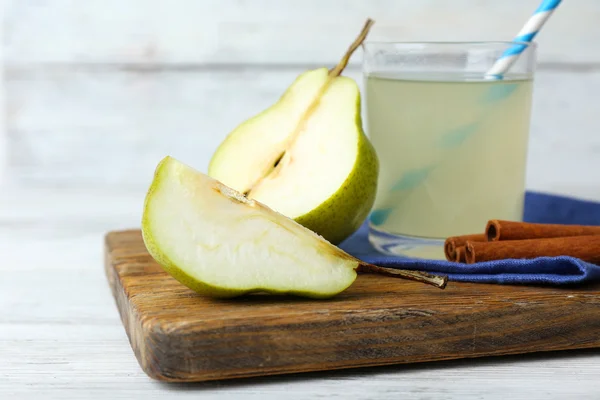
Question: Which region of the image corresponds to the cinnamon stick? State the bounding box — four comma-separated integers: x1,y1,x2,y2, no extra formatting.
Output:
486,220,600,242
455,246,467,263
465,235,600,264
444,234,486,261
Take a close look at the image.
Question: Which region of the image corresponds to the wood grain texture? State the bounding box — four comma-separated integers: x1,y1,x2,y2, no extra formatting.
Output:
4,186,600,399
105,229,600,383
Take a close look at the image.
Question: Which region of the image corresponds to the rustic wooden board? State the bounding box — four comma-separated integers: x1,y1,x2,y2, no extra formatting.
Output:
105,229,600,383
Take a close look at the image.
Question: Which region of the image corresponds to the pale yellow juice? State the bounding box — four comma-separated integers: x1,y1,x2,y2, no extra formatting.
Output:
365,73,533,257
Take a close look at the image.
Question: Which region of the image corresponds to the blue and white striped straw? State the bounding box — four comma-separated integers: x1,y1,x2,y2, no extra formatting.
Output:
486,0,562,77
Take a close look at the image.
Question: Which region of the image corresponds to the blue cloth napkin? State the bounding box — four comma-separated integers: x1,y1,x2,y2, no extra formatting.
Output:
339,191,600,285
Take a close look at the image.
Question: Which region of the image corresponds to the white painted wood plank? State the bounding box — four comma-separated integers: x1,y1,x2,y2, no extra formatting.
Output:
526,71,600,199
3,294,600,399
1,186,600,399
5,0,600,65
5,68,600,201
3,340,600,400
5,67,305,187
0,2,7,185
1,263,600,400
0,187,143,273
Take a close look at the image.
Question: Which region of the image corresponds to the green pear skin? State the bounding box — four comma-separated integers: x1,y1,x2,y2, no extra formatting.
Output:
208,68,379,244
142,156,360,299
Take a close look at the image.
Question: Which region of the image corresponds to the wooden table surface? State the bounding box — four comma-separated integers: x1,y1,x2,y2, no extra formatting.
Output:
4,2,600,398
2,185,600,400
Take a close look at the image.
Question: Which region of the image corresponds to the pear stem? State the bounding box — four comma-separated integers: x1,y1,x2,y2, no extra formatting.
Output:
244,18,375,197
329,18,375,77
357,263,448,289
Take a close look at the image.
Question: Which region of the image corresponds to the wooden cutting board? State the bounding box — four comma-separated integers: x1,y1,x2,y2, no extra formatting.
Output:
105,229,600,383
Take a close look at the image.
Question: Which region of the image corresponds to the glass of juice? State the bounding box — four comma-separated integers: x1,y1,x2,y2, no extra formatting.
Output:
362,42,536,259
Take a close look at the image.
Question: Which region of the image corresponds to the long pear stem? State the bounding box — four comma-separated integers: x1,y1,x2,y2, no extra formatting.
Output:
357,263,448,289
329,18,375,77
245,18,375,197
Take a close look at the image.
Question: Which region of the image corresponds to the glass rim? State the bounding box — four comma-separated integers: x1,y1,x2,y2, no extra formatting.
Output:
362,40,537,49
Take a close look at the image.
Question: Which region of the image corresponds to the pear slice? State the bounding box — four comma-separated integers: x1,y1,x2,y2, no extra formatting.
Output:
142,157,447,299
208,20,378,245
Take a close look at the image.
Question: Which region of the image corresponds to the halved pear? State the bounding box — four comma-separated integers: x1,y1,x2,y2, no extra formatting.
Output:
142,157,446,299
208,20,378,244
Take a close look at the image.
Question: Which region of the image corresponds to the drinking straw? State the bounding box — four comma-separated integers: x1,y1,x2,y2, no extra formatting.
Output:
486,0,562,77
370,1,563,227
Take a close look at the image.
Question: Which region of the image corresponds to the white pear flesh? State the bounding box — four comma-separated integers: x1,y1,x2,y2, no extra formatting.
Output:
142,156,361,299
209,68,330,192
208,68,379,244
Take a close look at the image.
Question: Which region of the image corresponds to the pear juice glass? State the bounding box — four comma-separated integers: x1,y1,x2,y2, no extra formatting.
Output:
362,42,536,259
